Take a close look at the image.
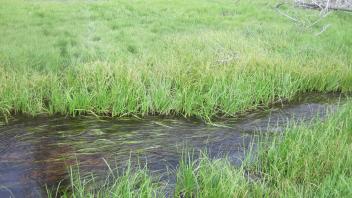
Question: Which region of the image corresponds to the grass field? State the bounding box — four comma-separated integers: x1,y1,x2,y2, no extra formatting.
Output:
48,101,352,197
0,0,351,120
1,0,352,197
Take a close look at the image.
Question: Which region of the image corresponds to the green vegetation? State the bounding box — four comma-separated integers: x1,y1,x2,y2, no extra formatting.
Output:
48,101,352,197
0,0,351,120
176,101,352,197
47,163,162,198
1,0,352,196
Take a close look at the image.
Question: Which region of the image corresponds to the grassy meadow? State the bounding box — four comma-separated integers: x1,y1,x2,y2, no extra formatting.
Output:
0,0,351,119
49,100,352,197
1,0,352,197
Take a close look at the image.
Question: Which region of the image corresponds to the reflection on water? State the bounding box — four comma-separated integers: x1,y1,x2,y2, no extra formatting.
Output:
0,93,345,197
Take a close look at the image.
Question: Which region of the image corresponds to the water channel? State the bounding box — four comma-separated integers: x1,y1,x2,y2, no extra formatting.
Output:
0,93,346,197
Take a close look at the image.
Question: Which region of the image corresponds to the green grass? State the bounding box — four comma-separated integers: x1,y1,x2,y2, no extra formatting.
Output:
0,0,351,120
48,100,352,197
175,100,352,197
47,162,163,198
2,1,351,196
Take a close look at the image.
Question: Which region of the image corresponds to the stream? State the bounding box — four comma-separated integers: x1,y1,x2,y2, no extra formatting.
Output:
0,93,345,197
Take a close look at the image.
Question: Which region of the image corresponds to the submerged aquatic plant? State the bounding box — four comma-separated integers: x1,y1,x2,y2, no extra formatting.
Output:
47,101,352,197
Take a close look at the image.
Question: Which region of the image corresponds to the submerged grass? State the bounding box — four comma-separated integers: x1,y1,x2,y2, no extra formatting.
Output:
48,101,352,197
1,0,352,119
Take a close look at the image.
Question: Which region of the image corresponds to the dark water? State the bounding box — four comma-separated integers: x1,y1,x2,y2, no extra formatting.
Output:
0,93,345,197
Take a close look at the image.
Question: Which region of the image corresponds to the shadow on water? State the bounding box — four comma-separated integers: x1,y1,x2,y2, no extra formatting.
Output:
0,93,347,197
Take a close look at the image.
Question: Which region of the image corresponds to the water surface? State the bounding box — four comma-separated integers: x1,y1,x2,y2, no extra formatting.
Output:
0,93,345,197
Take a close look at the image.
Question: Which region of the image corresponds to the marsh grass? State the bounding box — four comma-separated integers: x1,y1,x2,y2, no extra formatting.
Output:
1,0,352,120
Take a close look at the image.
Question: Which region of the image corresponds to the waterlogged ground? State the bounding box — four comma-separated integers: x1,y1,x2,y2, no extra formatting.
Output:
0,93,345,197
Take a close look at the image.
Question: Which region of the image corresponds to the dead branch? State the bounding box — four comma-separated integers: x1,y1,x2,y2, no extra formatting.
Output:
296,2,352,12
